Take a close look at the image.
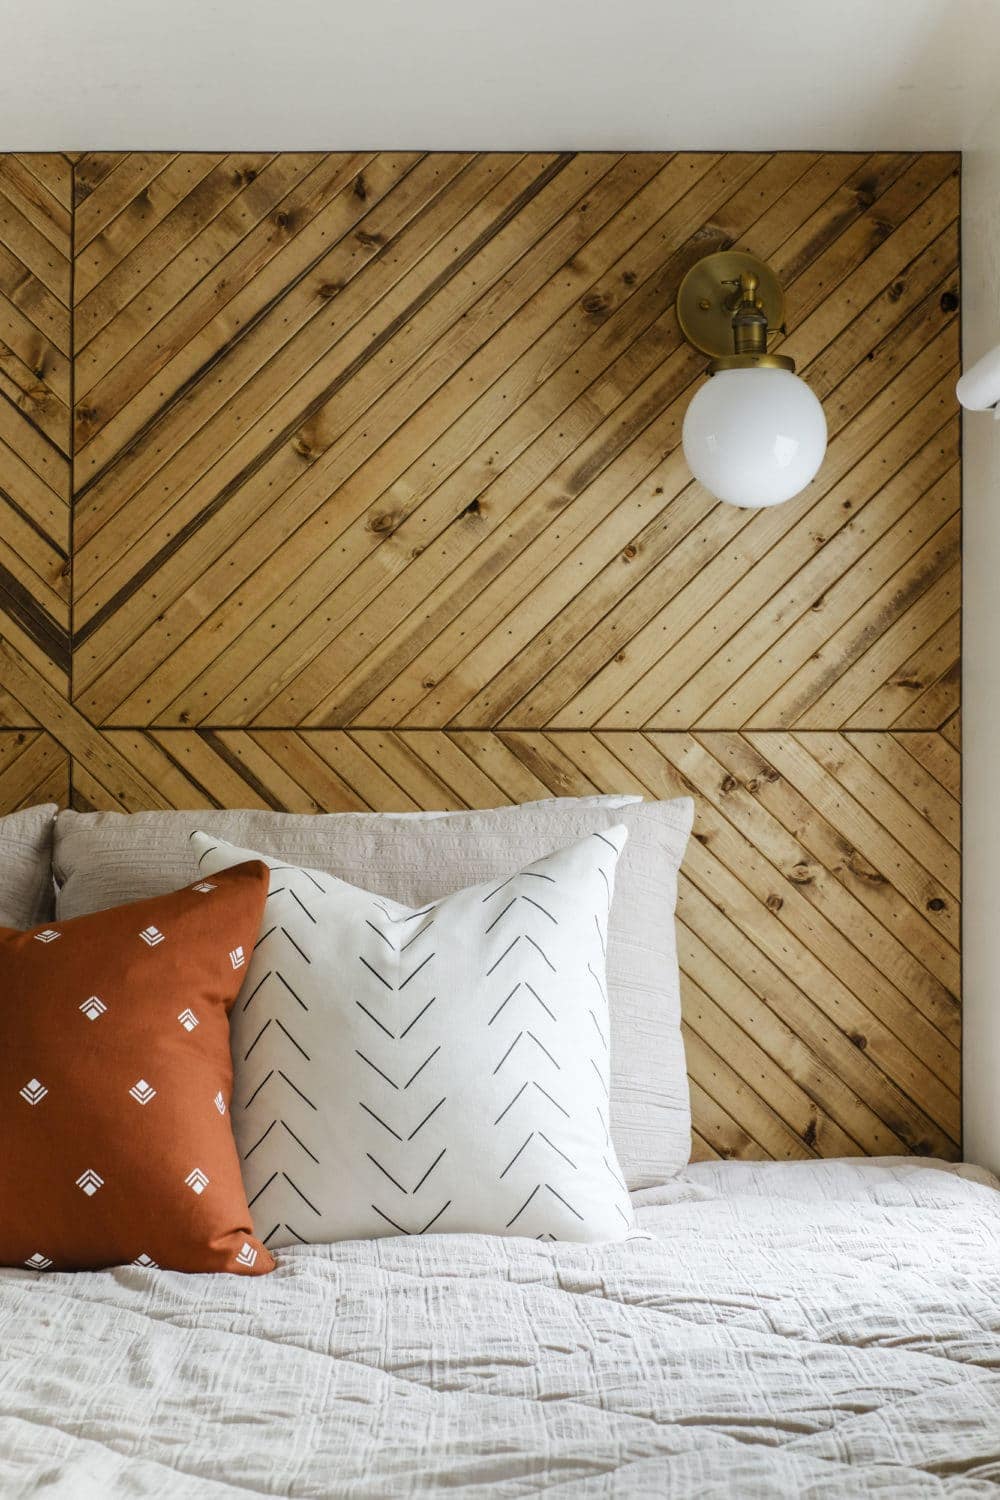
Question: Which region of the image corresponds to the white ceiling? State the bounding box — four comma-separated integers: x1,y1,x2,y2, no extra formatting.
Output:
1,0,999,152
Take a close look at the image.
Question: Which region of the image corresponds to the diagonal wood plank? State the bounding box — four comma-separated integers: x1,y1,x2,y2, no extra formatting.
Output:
0,151,960,1163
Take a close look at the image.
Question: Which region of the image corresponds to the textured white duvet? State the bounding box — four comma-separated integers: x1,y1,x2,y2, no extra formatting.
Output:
0,1158,997,1498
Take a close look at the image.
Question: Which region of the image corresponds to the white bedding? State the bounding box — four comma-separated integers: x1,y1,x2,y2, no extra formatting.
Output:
0,1158,997,1498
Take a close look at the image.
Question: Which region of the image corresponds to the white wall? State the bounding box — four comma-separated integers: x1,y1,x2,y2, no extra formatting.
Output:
0,0,998,151
962,128,1000,1173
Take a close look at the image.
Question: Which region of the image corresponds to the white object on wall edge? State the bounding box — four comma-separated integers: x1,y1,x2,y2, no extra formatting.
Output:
957,342,1000,415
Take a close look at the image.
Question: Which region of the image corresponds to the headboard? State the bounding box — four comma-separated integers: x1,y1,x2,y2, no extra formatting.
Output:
0,149,960,1161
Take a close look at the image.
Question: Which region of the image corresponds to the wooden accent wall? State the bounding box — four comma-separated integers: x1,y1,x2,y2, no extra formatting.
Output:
0,150,961,1162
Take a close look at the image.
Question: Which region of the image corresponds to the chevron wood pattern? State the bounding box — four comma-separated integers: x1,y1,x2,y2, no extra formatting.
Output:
0,154,71,730
0,151,961,1164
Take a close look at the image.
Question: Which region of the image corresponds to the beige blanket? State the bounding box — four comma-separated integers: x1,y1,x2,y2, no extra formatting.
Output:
0,1158,997,1497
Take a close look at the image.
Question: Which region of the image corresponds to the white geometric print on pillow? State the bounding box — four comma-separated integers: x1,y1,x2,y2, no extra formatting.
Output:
192,828,636,1249
128,1079,156,1106
131,1253,158,1269
214,1091,226,1115
33,929,60,944
234,1241,258,1268
19,1079,47,1106
76,1169,103,1196
185,1168,209,1195
177,1009,199,1031
139,925,165,948
79,996,107,1021
24,1252,52,1270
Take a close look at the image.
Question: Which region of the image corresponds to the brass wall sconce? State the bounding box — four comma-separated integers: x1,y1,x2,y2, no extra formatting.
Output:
676,250,827,509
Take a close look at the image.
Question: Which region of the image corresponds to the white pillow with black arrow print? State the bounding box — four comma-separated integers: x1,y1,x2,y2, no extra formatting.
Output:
191,828,636,1249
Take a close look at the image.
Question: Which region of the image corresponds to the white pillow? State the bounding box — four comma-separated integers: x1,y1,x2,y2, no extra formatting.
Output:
193,829,636,1246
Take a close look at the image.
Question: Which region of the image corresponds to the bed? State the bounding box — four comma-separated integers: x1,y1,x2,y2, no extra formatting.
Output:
1,1157,997,1498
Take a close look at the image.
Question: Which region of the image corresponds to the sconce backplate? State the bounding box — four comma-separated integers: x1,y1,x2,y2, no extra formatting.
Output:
676,250,786,358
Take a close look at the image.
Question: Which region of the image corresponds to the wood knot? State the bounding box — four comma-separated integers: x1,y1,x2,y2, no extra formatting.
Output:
368,511,398,535
888,279,906,302
787,861,814,884
940,289,959,313
849,1031,868,1050
317,281,343,299
421,678,436,690
802,1118,818,1148
179,710,191,724
693,830,710,845
926,896,946,913
621,543,638,562
463,498,482,518
854,180,876,208
291,433,317,460
622,270,636,285
582,292,612,317
720,774,739,795
59,559,72,580
356,229,385,249
765,893,783,913
614,651,626,663
274,210,295,230
762,766,780,784
238,167,257,185
353,173,367,201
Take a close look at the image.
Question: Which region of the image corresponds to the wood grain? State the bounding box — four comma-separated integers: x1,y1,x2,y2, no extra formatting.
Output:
0,151,962,1162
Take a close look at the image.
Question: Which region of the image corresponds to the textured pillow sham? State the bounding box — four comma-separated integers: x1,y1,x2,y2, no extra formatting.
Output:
53,798,641,916
193,830,636,1246
0,804,58,928
54,796,693,1188
1,861,274,1275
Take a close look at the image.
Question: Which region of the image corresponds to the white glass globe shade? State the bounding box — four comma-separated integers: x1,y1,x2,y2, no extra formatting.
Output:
682,367,827,509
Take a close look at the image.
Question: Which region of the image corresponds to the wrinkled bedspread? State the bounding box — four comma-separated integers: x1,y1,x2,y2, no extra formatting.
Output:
0,1158,998,1498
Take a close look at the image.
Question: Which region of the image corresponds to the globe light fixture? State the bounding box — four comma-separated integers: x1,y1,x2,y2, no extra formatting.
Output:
676,251,827,509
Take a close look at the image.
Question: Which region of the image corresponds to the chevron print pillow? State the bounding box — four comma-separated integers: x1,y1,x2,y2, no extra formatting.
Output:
193,829,637,1247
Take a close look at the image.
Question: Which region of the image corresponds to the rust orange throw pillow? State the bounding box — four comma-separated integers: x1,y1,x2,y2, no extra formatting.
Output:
1,860,273,1276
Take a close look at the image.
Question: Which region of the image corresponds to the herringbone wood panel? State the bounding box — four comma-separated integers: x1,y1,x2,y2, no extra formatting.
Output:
0,151,963,1162
0,154,72,728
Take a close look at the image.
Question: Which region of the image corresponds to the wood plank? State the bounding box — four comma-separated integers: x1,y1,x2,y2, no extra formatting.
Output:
0,148,957,1162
